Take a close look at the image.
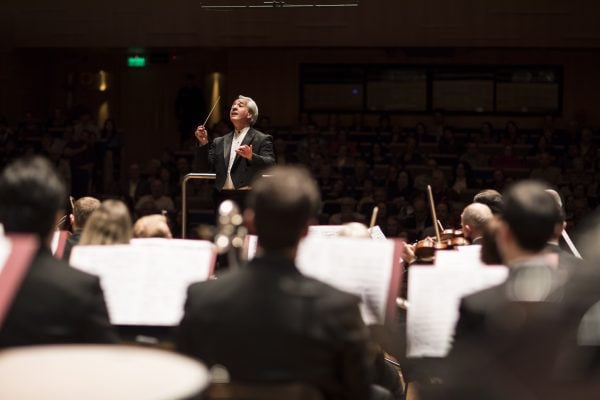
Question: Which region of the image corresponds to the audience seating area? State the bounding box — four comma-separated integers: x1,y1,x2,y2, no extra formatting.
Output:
1,111,598,242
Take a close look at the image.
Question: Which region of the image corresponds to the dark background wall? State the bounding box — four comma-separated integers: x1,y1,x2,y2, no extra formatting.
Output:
1,1,600,165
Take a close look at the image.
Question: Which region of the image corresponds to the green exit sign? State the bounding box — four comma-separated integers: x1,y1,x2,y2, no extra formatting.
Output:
127,56,147,68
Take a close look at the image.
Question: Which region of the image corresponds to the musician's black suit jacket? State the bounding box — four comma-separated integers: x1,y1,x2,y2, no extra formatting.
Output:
0,248,118,348
177,254,371,400
426,257,600,400
199,128,275,190
544,242,591,273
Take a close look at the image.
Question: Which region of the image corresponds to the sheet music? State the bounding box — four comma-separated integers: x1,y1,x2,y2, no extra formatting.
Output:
434,247,482,268
70,239,216,326
0,235,12,275
407,265,508,358
307,225,345,237
368,225,387,240
50,230,60,255
296,237,399,324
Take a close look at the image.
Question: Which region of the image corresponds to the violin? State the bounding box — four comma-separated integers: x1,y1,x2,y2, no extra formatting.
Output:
413,236,448,262
408,186,470,263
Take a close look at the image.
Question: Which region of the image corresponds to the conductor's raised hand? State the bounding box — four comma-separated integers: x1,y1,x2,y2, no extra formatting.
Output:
235,144,253,160
194,125,209,146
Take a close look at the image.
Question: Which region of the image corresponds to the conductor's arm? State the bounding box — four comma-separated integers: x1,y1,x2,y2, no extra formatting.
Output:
194,125,216,167
235,134,276,166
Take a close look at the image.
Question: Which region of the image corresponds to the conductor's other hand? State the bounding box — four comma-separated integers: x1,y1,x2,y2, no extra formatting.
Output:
235,144,253,160
195,125,209,146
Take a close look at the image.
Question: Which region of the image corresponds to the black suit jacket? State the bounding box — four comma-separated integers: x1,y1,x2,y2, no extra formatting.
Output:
429,257,600,400
0,248,118,348
62,230,81,262
202,128,275,190
177,254,371,400
544,242,591,273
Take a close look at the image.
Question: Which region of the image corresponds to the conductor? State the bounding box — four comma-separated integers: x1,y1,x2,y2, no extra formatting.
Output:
194,95,275,203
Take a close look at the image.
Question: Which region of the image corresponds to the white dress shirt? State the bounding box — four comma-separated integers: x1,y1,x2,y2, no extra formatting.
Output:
223,127,249,189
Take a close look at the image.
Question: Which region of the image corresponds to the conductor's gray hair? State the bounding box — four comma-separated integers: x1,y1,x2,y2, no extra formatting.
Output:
238,95,259,125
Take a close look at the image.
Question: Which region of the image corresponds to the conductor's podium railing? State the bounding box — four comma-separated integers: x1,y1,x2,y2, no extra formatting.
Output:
181,173,272,238
182,173,216,239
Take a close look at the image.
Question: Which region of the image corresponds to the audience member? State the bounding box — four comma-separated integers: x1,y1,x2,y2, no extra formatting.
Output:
135,178,176,217
530,152,562,187
459,142,488,169
449,161,475,199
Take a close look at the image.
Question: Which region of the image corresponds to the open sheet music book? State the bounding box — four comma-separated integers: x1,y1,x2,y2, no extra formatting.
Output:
244,231,403,324
407,248,508,358
308,225,387,241
70,239,217,326
368,225,387,240
0,235,11,275
297,237,403,324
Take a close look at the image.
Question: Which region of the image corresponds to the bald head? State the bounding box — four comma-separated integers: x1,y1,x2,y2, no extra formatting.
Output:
461,203,493,241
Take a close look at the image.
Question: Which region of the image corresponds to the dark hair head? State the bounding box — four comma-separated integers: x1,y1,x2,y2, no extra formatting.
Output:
473,189,503,215
501,181,561,252
0,156,66,238
247,165,321,252
480,218,503,265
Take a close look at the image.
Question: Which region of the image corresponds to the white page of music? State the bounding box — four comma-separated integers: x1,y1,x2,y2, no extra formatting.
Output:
70,239,216,326
307,225,345,237
407,263,508,358
434,247,484,269
0,235,11,275
368,226,387,240
50,230,61,255
245,226,348,260
296,236,397,325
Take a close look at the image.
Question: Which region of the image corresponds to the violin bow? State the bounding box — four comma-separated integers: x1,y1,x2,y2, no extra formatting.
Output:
426,185,442,244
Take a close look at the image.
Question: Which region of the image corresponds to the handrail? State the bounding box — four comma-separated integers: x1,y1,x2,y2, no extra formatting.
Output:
181,173,216,238
180,173,272,239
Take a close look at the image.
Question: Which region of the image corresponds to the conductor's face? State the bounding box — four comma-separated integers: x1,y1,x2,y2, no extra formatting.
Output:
230,99,252,126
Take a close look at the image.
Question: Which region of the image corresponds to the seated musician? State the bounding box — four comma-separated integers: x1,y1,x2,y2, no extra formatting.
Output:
473,188,503,215
62,196,101,261
0,156,117,347
543,189,590,271
132,214,173,239
427,181,600,400
460,203,493,245
78,199,133,245
177,165,398,400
